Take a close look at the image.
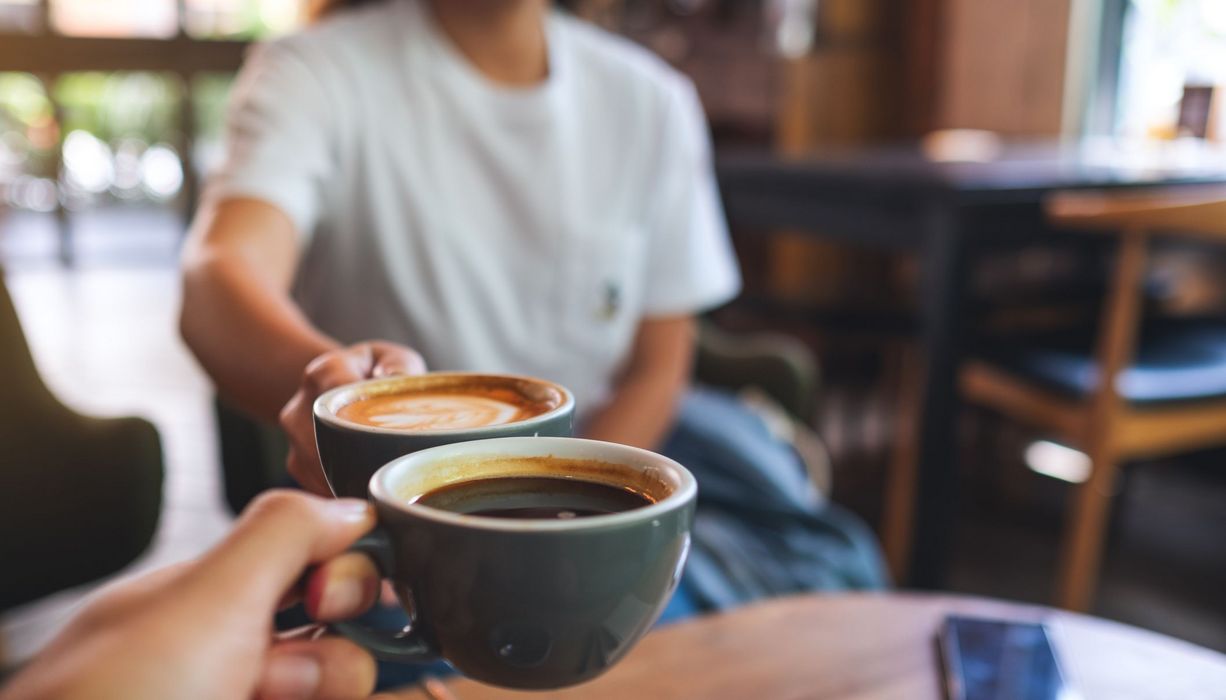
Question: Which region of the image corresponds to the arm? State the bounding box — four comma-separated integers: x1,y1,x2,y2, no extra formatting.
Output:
180,197,424,495
586,78,739,452
0,492,383,700
180,38,351,422
581,315,696,450
180,196,338,422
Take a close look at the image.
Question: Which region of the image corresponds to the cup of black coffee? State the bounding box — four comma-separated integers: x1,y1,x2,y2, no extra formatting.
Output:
313,373,574,498
333,436,697,689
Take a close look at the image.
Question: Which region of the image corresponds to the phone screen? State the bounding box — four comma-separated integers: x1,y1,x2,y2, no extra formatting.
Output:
938,616,1078,700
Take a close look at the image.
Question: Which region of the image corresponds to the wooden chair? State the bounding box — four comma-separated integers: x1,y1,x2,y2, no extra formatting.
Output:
960,186,1226,611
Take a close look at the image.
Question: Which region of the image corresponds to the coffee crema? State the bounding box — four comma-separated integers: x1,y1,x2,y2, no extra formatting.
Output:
413,475,655,520
337,386,553,431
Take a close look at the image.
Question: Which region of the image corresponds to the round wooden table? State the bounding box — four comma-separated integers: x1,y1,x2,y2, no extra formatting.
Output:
385,594,1226,700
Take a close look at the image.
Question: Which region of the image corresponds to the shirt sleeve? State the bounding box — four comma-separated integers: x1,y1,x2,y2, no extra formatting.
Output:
202,40,336,240
640,75,742,317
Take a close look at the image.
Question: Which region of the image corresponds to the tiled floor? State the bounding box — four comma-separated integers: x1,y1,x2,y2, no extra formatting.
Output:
1,214,234,665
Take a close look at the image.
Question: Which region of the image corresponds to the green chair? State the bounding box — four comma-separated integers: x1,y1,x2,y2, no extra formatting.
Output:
215,322,824,514
695,322,820,420
215,397,287,515
694,322,829,492
0,268,164,613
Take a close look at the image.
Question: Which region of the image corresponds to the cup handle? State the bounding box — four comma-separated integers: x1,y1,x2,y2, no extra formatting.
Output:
329,529,439,663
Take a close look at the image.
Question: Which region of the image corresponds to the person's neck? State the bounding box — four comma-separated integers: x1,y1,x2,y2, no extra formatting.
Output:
425,0,550,87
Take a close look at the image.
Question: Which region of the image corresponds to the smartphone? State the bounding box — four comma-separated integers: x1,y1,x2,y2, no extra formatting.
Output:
938,615,1079,700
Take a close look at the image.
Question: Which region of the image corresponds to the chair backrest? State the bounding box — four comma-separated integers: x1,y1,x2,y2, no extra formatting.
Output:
1046,186,1226,239
694,322,820,420
0,268,67,429
1042,186,1226,414
0,268,165,612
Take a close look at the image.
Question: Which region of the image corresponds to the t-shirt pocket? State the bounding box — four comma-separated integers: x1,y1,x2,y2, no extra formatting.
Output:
562,225,649,371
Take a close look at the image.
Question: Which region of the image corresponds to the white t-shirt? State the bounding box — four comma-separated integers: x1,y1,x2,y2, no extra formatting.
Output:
207,0,741,416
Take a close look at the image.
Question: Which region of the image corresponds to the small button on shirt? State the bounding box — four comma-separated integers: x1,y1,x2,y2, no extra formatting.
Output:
206,0,741,417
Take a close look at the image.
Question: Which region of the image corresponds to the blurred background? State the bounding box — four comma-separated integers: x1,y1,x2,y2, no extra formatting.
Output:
2,0,1225,671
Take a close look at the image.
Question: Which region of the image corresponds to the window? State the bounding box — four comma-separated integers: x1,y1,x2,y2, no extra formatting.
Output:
53,72,184,205
0,1,305,216
0,0,42,34
49,0,179,38
191,73,236,176
184,0,304,39
1114,0,1226,139
31,0,306,38
0,73,57,211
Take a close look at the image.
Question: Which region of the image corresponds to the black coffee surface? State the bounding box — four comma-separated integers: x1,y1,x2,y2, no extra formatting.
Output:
415,476,653,520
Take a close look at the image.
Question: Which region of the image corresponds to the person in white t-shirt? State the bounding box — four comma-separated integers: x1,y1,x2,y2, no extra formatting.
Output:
180,0,741,496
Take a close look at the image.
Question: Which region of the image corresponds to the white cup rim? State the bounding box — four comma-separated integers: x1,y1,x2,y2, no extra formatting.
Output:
369,437,697,532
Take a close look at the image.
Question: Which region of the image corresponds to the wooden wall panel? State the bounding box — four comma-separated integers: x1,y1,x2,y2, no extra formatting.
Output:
821,0,886,37
774,0,902,152
898,0,945,137
769,0,903,304
777,51,897,153
1028,0,1076,134
937,0,1073,135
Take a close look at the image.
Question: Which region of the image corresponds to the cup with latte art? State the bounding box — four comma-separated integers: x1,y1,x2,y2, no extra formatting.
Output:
313,373,574,498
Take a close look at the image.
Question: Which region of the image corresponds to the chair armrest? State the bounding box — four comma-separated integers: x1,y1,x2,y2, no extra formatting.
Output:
1046,187,1226,240
0,414,163,611
694,322,820,420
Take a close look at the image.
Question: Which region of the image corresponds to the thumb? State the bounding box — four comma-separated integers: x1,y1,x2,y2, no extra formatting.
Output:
189,491,375,614
368,341,427,378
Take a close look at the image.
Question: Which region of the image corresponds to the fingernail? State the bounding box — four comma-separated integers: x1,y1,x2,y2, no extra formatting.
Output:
260,653,321,700
373,364,406,378
325,499,372,524
320,576,365,619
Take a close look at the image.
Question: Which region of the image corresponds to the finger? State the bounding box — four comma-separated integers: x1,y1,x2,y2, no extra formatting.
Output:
192,491,375,613
286,446,333,497
275,623,325,642
279,391,333,497
302,348,367,389
278,389,306,433
303,552,381,622
369,342,427,378
379,581,399,608
278,393,316,461
303,361,368,396
301,344,385,396
257,637,376,700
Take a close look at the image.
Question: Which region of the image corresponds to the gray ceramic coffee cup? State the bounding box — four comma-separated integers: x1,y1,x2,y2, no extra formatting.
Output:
335,436,697,690
313,373,575,498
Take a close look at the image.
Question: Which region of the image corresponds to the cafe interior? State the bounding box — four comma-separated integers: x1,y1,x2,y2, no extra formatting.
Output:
3,0,1226,697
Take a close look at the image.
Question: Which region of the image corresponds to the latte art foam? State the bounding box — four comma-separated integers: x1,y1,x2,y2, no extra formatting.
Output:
337,389,549,431
365,395,522,430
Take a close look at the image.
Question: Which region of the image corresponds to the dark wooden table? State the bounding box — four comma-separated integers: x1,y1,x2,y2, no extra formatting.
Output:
714,139,1226,588
388,593,1226,699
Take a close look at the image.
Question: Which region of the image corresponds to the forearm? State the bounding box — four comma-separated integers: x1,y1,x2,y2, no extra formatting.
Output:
181,249,337,422
581,370,688,450
581,316,696,450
